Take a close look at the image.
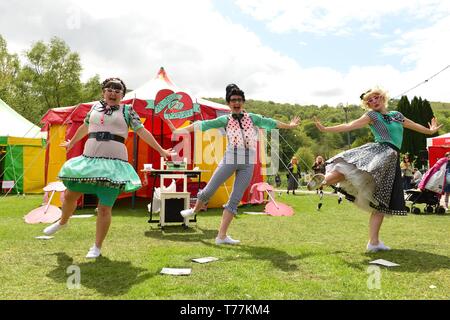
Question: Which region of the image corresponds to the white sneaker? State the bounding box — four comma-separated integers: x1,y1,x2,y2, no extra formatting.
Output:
86,245,101,259
43,221,67,236
215,235,240,245
307,174,326,191
366,241,391,253
180,208,195,218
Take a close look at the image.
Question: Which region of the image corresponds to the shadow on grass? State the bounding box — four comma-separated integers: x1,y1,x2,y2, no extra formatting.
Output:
46,252,154,296
145,226,217,241
144,227,313,272
203,242,312,272
346,249,450,273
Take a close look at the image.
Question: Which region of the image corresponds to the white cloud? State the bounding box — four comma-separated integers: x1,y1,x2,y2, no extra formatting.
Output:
234,0,446,35
0,0,449,107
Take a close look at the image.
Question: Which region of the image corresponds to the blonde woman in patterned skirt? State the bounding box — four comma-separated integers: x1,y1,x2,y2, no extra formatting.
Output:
307,87,441,252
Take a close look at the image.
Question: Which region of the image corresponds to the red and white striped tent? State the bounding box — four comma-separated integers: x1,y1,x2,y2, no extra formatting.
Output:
427,132,450,167
41,67,266,207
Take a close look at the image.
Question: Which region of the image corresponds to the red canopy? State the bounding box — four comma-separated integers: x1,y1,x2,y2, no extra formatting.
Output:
427,133,450,167
39,68,260,203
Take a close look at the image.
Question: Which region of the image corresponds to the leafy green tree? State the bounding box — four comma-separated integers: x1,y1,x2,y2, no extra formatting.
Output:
81,74,102,102
21,37,82,113
397,96,413,155
0,35,20,105
295,146,315,171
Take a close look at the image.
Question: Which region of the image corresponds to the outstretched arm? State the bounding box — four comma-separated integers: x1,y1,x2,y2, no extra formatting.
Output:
60,123,89,150
172,123,195,134
170,116,228,134
403,117,442,135
136,127,174,159
276,116,301,129
314,114,371,133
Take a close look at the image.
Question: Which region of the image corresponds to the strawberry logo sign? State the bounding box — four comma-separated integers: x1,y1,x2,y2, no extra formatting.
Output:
145,89,200,125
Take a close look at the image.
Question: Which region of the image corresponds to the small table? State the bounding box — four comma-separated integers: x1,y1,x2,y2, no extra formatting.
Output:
143,169,204,227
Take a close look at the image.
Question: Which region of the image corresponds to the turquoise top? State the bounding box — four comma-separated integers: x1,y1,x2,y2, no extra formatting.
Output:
366,110,405,149
197,112,277,131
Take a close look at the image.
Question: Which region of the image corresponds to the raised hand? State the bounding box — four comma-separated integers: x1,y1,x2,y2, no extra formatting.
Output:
161,148,176,160
60,140,73,150
314,117,327,132
289,116,301,128
428,117,443,134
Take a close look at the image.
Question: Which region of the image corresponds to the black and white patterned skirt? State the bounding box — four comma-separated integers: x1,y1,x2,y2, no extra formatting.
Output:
326,142,407,216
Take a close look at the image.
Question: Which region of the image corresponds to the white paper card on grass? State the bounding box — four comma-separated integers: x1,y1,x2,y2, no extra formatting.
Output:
192,257,219,264
160,268,191,276
243,212,269,215
35,236,53,240
369,259,399,267
71,214,94,219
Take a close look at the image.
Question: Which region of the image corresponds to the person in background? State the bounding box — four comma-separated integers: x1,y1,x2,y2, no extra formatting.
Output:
412,168,423,188
287,156,301,195
312,155,326,195
275,173,282,188
442,152,450,211
400,154,414,190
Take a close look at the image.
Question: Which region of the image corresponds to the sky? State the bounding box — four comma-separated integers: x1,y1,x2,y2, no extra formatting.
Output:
1,0,450,106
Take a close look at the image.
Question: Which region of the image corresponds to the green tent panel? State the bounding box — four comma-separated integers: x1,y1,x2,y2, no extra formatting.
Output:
4,144,24,193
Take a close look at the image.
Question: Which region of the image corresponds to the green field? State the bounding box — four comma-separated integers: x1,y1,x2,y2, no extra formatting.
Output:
0,192,449,300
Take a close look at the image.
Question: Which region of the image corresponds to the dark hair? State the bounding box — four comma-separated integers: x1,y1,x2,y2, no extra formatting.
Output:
225,83,245,103
360,89,371,100
102,77,127,93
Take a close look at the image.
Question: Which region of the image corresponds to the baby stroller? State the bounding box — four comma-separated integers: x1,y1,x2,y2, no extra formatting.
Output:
404,157,448,214
404,189,444,214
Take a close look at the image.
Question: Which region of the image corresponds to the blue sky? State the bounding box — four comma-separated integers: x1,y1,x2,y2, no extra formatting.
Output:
1,0,449,105
214,0,428,73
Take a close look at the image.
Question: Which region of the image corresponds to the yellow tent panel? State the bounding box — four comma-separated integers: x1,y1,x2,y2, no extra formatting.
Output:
46,125,67,206
23,144,46,193
194,128,233,208
8,137,44,147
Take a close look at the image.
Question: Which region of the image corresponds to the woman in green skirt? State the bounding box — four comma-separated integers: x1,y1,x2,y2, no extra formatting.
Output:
44,78,172,258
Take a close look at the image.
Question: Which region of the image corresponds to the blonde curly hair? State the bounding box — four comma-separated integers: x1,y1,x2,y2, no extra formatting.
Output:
360,86,389,109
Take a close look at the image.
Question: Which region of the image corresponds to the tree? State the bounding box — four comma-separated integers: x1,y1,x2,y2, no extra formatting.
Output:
0,35,20,105
81,74,102,102
21,37,83,114
295,146,315,172
398,96,435,168
397,96,413,155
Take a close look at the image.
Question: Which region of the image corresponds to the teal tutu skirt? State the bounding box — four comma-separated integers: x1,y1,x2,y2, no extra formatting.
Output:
58,155,142,193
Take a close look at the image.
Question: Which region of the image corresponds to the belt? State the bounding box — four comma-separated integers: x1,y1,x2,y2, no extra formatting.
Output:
88,132,125,143
380,142,400,152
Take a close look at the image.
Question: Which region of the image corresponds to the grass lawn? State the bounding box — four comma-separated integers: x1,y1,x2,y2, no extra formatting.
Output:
0,192,449,300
